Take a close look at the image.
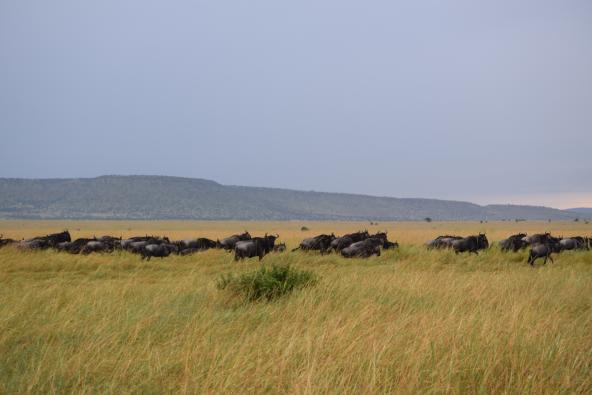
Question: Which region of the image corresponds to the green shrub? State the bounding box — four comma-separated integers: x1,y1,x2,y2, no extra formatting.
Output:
216,264,317,301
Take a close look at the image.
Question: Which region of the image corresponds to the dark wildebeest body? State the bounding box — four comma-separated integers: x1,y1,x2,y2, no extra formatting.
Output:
219,232,251,251
178,238,218,252
292,234,336,254
121,236,169,251
370,232,399,250
499,233,528,252
452,234,489,254
328,231,369,253
126,237,170,254
522,233,554,246
19,231,71,250
140,244,178,261
57,238,95,254
234,235,278,261
341,238,383,258
0,235,17,249
559,236,589,251
426,235,462,249
97,236,122,250
81,241,114,254
527,239,561,266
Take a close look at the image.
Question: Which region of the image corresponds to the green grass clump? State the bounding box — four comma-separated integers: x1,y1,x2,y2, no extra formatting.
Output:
217,264,317,301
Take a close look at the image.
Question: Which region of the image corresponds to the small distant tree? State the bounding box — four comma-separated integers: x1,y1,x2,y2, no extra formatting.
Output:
424,217,432,223
301,226,309,231
574,218,580,222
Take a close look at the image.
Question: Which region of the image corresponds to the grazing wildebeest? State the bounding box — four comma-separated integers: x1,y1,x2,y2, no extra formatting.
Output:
292,233,336,254
499,233,528,252
218,232,251,251
451,234,489,254
140,244,178,261
327,230,370,253
341,237,383,258
234,234,278,261
177,238,218,252
527,237,561,266
426,235,463,249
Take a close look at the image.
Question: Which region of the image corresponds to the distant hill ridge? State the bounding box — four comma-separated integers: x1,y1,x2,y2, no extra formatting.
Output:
0,175,580,221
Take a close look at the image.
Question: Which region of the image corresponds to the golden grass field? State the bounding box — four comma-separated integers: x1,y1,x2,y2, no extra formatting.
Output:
1,220,591,394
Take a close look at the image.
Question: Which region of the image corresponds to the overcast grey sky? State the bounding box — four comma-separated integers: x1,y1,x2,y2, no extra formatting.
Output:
1,1,591,208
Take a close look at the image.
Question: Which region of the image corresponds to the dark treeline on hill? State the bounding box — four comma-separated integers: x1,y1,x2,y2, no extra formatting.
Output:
0,175,581,221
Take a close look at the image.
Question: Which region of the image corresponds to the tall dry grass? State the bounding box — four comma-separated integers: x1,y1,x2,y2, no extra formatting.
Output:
0,220,591,393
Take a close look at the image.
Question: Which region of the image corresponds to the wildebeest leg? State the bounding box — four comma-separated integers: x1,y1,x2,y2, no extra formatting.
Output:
548,254,554,264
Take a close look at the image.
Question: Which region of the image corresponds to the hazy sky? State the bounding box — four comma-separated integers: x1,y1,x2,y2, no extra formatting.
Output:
1,1,591,208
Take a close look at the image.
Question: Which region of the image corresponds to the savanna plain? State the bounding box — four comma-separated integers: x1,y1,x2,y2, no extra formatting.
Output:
1,220,591,394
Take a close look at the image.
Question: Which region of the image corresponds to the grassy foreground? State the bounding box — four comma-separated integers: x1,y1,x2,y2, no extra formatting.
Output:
0,221,591,394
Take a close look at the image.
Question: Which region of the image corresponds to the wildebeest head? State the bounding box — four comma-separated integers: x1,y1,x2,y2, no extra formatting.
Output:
477,233,489,249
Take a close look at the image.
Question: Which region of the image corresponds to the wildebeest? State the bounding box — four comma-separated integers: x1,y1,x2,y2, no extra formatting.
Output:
370,231,399,250
19,230,71,250
140,243,178,261
177,238,218,252
327,230,369,253
499,233,528,252
451,234,489,254
124,236,170,254
527,237,561,266
97,235,122,249
81,241,115,254
234,234,278,261
292,233,336,254
0,235,17,249
57,238,95,254
341,237,383,258
522,233,554,246
559,236,589,251
218,232,251,251
426,235,463,249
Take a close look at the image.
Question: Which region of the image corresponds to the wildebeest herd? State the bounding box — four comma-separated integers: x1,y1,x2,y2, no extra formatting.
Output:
426,232,591,265
0,230,590,266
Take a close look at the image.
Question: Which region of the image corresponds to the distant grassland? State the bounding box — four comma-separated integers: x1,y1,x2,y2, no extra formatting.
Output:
1,220,591,394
